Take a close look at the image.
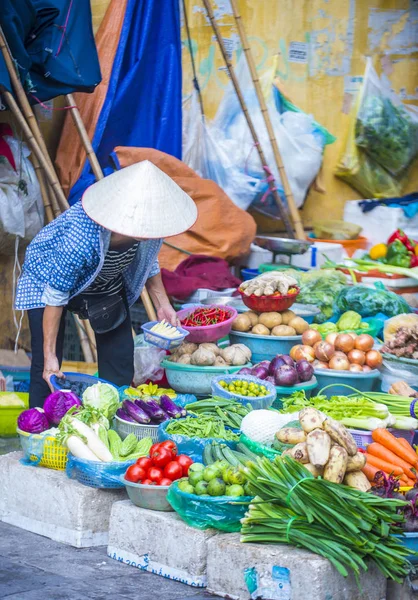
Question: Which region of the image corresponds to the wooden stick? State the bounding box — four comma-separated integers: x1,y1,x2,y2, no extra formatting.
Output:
32,157,54,223
65,93,158,322
0,26,68,213
229,0,305,240
73,316,94,363
201,0,294,238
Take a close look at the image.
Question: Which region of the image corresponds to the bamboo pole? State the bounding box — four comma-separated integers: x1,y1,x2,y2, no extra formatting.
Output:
229,0,305,240
0,26,68,213
65,93,158,322
32,158,54,223
73,315,95,363
201,0,294,238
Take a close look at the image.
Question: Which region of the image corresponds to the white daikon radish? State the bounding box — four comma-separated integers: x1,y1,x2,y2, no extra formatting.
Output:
66,436,101,461
69,418,113,462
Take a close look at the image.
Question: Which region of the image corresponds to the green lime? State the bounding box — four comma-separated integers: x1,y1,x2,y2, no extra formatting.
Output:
203,465,221,482
189,470,204,487
207,478,226,496
195,481,209,495
226,484,245,497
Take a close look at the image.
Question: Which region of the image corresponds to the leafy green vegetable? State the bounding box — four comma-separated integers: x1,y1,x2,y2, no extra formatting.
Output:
294,269,347,323
334,285,411,318
337,310,362,331
82,382,119,420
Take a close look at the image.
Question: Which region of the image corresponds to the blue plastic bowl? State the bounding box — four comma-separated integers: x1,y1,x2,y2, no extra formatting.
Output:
50,372,118,393
241,268,259,281
229,330,301,363
211,374,276,410
273,377,318,410
313,369,381,397
394,533,418,564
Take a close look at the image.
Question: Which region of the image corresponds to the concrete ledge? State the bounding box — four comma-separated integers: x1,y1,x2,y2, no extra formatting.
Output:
0,452,124,547
107,500,219,587
206,533,387,600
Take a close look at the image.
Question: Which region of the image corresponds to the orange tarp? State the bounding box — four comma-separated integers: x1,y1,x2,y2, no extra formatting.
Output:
54,0,128,196
116,147,257,271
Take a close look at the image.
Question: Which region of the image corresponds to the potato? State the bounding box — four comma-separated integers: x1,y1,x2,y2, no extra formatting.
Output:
343,471,371,492
306,429,331,468
288,317,309,334
281,309,296,325
251,324,270,335
346,452,367,473
258,312,282,329
232,314,252,332
276,427,306,445
323,446,348,484
246,311,259,326
271,325,296,337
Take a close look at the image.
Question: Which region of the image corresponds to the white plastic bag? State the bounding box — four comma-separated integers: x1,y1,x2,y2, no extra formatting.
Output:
182,90,259,210
0,133,43,254
133,335,165,385
213,55,325,211
355,58,418,176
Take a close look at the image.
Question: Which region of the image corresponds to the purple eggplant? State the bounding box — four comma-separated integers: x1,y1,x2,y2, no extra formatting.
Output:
122,399,151,424
159,395,186,419
116,408,136,423
134,398,167,423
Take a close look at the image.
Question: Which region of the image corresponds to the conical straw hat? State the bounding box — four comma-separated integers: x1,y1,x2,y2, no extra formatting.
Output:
82,160,198,238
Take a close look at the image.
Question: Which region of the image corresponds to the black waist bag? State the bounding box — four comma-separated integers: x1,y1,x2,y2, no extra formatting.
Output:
87,294,127,334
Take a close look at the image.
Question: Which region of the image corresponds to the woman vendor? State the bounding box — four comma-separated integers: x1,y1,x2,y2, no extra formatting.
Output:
15,160,197,407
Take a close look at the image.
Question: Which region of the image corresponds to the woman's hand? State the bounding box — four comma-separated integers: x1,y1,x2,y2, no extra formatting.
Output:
43,354,64,392
157,304,178,327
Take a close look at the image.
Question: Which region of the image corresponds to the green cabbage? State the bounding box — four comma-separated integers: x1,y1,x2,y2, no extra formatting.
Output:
82,382,119,420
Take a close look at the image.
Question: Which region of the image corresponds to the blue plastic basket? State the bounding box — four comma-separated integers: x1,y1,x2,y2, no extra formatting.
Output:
211,374,276,410
313,370,381,397
241,268,259,281
141,321,189,350
66,454,134,489
394,533,418,564
50,372,118,393
273,377,318,410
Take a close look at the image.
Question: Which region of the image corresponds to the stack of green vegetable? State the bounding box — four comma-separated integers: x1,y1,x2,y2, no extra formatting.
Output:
165,415,239,441
241,455,411,582
186,397,252,429
203,441,258,467
281,389,418,431
310,310,373,337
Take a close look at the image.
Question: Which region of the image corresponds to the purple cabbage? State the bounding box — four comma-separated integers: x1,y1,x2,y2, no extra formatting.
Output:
274,365,298,387
159,395,185,419
122,400,151,424
251,364,269,380
135,398,167,423
43,391,81,426
116,408,136,423
295,360,314,383
17,408,49,434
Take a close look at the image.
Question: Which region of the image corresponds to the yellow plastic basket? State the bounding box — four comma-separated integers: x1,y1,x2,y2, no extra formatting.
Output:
17,428,68,471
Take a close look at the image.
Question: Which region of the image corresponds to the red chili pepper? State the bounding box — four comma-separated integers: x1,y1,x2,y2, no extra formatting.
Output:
180,307,232,327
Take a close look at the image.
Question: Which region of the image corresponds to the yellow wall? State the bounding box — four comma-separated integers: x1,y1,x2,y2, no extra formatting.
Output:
182,0,418,225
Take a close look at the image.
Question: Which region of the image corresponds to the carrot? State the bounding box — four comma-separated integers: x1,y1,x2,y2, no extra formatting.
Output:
367,442,417,480
371,428,418,466
362,463,388,482
404,479,416,487
365,453,404,476
397,437,416,452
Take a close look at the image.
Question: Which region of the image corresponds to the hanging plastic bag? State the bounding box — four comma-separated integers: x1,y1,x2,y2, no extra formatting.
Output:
167,481,252,532
355,58,418,177
182,90,259,210
133,335,165,385
0,128,43,255
213,55,332,213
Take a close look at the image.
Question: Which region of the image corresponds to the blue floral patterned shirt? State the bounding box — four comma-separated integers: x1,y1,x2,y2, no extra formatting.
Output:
15,202,162,310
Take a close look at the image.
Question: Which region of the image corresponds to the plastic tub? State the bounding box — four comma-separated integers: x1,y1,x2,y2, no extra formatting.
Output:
115,415,159,442
50,372,118,393
291,303,321,324
313,369,381,397
394,533,418,564
211,374,276,410
141,321,189,350
161,359,250,396
17,428,68,470
241,268,259,281
238,288,300,312
122,478,173,511
229,330,302,363
272,377,318,410
0,392,29,436
176,306,238,343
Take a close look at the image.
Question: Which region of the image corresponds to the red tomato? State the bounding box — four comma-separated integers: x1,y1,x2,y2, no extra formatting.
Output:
141,479,154,485
159,440,178,458
149,443,161,456
163,461,183,481
125,465,146,483
136,457,152,470
147,467,163,484
159,478,173,486
151,448,173,468
175,454,193,476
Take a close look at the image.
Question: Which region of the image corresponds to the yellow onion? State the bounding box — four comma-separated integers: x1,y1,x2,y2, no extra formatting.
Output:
349,364,363,372
347,349,366,366
366,350,382,369
312,359,329,370
314,341,335,362
302,329,322,347
335,333,355,353
293,345,315,363
325,332,338,345
329,355,350,370
355,334,374,352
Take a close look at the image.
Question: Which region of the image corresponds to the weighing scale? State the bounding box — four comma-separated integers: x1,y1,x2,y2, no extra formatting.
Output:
254,235,312,269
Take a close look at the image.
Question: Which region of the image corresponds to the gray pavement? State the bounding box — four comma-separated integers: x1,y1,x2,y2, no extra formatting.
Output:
0,521,213,600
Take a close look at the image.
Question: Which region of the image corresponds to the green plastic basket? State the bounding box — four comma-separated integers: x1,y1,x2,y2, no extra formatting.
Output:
240,433,280,460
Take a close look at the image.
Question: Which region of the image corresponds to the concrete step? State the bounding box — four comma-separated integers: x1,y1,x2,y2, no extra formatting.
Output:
107,500,220,588
0,452,124,547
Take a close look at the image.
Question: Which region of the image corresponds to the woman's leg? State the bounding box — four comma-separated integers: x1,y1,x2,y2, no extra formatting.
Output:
28,308,67,408
94,309,134,387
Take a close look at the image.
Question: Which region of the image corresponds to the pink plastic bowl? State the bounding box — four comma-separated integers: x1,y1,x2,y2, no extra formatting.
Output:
176,305,238,343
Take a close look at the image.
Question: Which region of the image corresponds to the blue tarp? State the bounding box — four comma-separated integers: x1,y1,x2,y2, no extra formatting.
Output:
68,0,182,204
